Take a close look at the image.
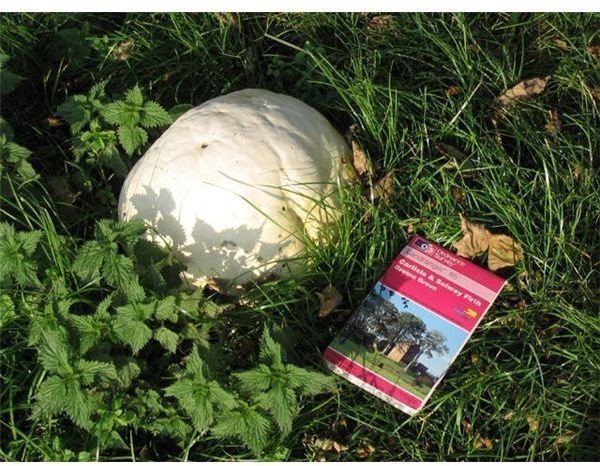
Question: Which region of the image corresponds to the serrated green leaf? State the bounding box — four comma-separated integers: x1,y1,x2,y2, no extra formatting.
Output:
113,316,152,354
118,125,148,155
116,357,141,388
56,95,89,133
70,314,102,354
125,85,144,106
103,253,136,290
75,359,117,385
236,364,272,393
34,375,68,417
1,138,32,162
15,159,38,180
259,326,284,367
212,402,270,455
100,101,127,126
72,240,106,282
17,230,42,256
140,101,172,128
63,380,92,430
258,386,298,435
155,295,178,322
37,329,72,376
154,326,179,354
0,294,16,328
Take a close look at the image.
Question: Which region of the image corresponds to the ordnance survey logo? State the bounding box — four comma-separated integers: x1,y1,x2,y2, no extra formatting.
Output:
414,238,434,255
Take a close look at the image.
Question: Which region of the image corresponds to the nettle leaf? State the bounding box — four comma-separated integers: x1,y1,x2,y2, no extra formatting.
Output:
140,101,172,128
101,101,128,126
0,136,32,162
259,326,284,367
155,295,178,322
63,379,93,430
118,125,148,155
72,240,106,282
70,314,103,354
113,315,152,354
236,364,273,393
37,329,72,376
34,375,68,417
260,386,298,435
0,294,16,328
125,85,144,107
154,326,179,354
102,253,136,290
57,95,90,133
75,359,117,385
115,357,141,388
212,402,271,456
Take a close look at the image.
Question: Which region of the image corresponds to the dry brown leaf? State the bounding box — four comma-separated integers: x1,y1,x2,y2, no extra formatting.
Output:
114,38,134,61
368,15,394,31
461,419,472,434
313,438,348,453
453,214,524,271
527,416,540,433
545,109,561,134
450,186,466,203
316,285,343,318
497,76,551,108
46,116,64,127
470,353,480,365
453,214,492,259
446,85,461,97
473,434,494,450
350,139,374,177
487,234,524,271
553,38,569,52
588,45,600,60
373,171,395,202
355,442,376,458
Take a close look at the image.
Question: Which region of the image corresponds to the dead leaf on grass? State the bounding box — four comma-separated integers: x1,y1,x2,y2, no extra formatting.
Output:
553,38,569,52
496,76,551,108
473,434,494,450
368,15,394,31
114,38,134,61
453,214,524,271
450,186,467,204
527,416,540,433
588,45,600,60
446,85,461,97
46,116,64,127
545,109,561,134
355,442,376,458
462,419,472,433
492,77,551,143
351,139,374,177
316,285,343,318
372,171,395,202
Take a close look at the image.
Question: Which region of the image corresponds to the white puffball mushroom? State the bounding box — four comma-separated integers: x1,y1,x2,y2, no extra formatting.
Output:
118,88,350,286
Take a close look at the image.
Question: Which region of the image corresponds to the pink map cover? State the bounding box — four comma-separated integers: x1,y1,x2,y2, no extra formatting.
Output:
324,235,506,415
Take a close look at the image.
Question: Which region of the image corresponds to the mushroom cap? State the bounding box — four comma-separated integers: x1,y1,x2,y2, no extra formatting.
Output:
118,88,350,285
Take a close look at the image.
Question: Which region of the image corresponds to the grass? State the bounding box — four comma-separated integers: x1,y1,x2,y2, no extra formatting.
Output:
1,12,599,461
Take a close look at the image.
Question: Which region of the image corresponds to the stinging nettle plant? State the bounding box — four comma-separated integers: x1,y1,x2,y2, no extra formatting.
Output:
1,214,335,459
57,83,172,176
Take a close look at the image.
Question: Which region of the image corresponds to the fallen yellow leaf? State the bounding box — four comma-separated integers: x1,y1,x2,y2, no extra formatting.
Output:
372,171,395,202
497,76,551,108
316,285,343,318
114,38,134,61
545,109,561,134
453,214,524,271
350,138,374,177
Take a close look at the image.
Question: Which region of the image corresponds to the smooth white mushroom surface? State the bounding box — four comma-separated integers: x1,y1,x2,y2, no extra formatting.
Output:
118,88,350,285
